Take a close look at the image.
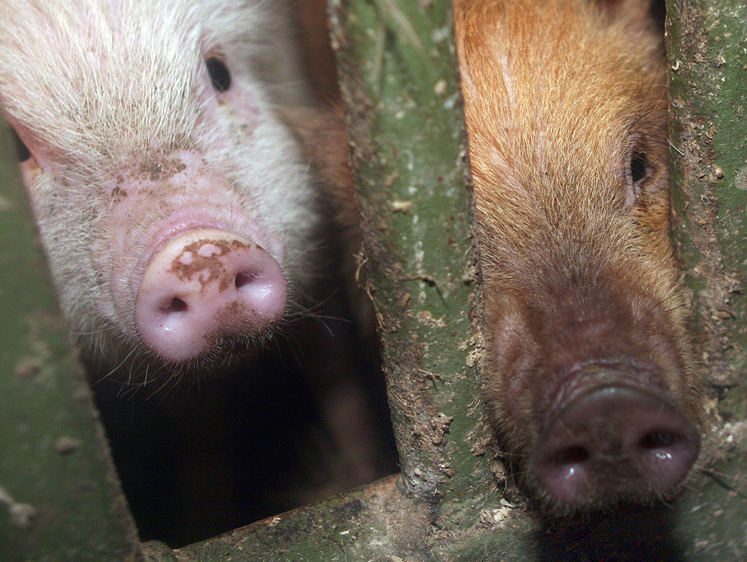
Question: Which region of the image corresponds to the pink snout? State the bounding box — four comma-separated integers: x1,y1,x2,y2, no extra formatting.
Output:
134,229,287,363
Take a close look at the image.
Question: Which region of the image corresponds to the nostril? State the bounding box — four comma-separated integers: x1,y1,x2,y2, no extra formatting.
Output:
235,271,257,291
640,430,678,450
135,228,288,362
161,297,188,315
551,445,590,466
531,383,701,509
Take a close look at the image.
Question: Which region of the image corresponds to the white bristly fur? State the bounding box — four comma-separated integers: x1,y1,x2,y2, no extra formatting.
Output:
0,0,320,371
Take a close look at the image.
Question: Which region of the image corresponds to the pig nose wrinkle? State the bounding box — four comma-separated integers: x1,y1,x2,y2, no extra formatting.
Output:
134,228,287,362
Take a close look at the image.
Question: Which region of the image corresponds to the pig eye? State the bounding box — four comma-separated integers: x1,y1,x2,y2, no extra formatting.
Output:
206,57,231,92
629,150,651,194
9,127,31,162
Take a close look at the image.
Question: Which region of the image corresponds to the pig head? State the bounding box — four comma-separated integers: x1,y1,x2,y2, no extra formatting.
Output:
455,0,707,512
0,1,319,377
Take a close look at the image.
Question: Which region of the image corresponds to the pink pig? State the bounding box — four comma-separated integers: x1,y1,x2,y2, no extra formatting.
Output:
0,1,323,375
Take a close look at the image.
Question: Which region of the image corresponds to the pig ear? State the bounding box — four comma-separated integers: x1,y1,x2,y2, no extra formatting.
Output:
9,126,32,162
596,0,654,28
3,116,51,170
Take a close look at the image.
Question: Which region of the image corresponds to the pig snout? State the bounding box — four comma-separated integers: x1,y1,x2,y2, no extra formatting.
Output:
454,0,708,513
486,266,704,511
135,229,287,363
531,376,700,510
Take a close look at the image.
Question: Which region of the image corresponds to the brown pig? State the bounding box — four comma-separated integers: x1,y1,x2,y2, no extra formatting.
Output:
305,0,708,514
454,0,706,512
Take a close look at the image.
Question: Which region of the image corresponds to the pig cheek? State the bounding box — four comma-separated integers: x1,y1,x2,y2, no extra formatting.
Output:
485,300,542,451
636,195,676,268
17,162,108,330
96,180,144,320
17,163,66,264
213,79,260,137
630,293,694,405
18,164,81,256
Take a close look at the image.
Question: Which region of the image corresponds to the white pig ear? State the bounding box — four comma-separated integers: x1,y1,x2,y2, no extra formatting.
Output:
4,117,56,172
596,0,654,28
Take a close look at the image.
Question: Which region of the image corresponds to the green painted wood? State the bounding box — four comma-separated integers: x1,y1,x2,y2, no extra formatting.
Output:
0,122,141,561
667,0,746,393
326,0,496,519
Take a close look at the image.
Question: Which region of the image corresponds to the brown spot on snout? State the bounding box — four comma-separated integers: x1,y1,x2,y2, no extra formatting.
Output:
169,237,257,293
111,185,128,202
138,158,188,181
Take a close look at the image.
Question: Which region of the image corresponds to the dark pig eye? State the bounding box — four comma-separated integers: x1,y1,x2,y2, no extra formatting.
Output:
630,150,650,186
9,127,31,162
630,150,651,195
206,57,231,92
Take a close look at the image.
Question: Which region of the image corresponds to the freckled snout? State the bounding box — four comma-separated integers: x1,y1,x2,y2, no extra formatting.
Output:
134,228,287,363
530,380,700,510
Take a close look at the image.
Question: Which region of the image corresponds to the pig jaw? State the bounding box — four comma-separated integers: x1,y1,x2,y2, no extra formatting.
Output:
483,256,703,513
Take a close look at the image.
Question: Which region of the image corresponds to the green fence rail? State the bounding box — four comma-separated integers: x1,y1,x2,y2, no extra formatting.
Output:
0,126,141,559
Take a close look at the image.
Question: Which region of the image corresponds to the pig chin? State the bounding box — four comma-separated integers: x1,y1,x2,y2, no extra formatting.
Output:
485,268,701,513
